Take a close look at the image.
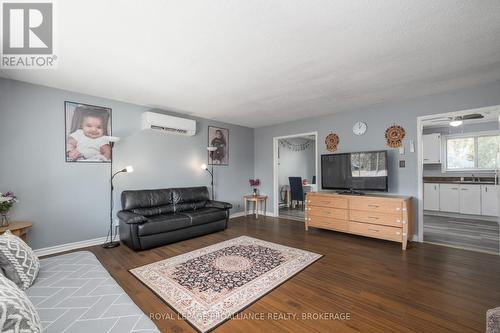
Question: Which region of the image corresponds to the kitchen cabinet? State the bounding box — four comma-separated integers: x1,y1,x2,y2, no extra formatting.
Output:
422,133,441,164
424,183,440,211
439,184,460,213
459,184,481,215
481,185,499,216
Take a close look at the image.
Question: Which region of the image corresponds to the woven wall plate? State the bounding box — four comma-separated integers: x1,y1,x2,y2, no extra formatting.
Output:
385,125,405,148
325,133,339,152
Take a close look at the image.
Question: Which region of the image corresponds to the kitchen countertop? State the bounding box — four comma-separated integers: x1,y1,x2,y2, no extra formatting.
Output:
423,176,496,185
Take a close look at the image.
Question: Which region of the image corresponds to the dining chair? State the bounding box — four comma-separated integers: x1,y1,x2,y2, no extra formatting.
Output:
289,177,305,210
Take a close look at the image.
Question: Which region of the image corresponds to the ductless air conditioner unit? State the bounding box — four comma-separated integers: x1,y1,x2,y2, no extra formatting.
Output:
141,112,196,136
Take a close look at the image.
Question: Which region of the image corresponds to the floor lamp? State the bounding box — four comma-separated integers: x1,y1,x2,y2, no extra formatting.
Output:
201,146,217,200
103,136,134,249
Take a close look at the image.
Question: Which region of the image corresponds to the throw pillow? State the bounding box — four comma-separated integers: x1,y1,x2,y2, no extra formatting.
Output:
0,273,42,332
0,231,40,290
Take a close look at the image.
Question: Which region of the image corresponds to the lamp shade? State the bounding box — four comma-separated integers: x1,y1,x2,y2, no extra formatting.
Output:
201,163,207,170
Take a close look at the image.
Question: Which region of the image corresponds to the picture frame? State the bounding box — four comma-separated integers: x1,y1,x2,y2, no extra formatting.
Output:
208,126,229,166
64,101,112,163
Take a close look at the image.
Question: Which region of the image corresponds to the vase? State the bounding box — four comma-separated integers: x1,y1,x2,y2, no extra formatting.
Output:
0,213,9,227
253,188,258,196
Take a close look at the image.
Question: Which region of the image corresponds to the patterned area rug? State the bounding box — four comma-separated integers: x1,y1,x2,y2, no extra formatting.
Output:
130,236,322,332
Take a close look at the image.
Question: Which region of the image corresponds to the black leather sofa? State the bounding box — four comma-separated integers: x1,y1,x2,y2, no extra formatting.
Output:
117,186,232,251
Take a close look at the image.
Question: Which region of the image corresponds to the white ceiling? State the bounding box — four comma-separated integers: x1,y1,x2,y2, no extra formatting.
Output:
2,0,500,128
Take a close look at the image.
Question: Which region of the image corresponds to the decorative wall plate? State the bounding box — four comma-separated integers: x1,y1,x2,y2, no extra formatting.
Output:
385,125,405,148
325,133,339,152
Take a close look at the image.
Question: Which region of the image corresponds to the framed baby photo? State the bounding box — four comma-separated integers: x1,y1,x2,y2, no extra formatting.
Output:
64,101,112,163
208,126,229,166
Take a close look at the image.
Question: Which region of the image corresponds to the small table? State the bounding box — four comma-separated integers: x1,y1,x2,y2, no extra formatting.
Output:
244,195,268,219
0,221,33,242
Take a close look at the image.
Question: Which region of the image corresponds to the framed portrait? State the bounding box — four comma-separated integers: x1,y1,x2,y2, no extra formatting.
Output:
208,126,229,166
64,101,112,163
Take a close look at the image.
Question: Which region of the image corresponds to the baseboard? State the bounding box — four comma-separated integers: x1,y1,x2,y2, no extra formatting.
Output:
34,236,111,257
229,211,246,219
230,211,277,219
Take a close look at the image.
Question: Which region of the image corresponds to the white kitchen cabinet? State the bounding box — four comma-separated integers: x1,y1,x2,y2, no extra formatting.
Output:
422,133,441,164
481,185,499,216
424,183,440,211
439,184,460,213
459,184,481,215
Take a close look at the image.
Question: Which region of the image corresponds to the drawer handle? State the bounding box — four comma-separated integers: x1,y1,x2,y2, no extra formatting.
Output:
368,204,379,208
319,201,331,204
368,228,380,232
368,216,379,220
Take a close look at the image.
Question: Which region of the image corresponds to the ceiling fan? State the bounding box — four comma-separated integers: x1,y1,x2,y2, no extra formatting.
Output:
425,113,484,127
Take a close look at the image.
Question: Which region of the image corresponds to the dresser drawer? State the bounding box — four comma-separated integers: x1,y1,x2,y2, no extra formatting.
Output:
349,221,402,242
349,197,402,214
308,216,349,232
350,210,403,227
307,206,348,220
307,195,348,209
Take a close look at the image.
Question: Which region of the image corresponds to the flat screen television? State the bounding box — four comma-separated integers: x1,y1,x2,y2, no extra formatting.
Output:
321,150,388,192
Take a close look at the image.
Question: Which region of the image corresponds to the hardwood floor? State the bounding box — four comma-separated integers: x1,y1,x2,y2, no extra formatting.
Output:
69,216,500,332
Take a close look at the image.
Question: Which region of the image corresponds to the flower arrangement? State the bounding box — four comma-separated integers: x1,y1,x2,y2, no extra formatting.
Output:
0,192,18,227
249,179,260,196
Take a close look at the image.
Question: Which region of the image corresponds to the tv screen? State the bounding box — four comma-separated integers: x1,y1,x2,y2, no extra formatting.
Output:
321,151,388,191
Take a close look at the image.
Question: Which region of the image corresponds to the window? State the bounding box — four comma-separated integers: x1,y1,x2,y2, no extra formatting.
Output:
445,133,499,170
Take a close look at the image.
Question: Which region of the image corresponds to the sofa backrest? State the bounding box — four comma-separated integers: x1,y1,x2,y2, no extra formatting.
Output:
121,189,174,216
171,187,210,212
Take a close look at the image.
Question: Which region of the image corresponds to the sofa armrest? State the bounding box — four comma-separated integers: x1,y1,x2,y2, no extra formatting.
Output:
206,200,233,210
117,211,147,224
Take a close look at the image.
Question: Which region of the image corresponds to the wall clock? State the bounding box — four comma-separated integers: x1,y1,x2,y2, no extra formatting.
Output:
353,121,367,135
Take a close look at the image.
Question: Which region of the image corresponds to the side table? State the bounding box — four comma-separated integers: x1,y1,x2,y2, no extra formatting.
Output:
244,195,268,219
0,221,33,242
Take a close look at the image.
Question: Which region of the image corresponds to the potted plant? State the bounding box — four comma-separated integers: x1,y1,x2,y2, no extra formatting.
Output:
0,192,18,227
249,179,260,196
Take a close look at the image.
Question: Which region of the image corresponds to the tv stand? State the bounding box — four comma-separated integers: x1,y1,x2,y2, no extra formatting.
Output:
305,192,413,250
337,190,365,196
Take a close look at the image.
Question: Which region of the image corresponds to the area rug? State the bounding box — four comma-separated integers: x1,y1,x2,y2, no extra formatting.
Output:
130,236,322,332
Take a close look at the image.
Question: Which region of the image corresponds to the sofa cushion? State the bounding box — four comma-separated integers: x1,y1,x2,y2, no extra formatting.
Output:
172,187,209,212
0,273,42,333
132,204,174,217
121,189,173,211
138,214,192,236
180,207,228,226
0,230,40,290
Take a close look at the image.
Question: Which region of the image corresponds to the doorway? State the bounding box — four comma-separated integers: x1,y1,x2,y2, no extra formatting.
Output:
417,105,500,254
273,132,318,221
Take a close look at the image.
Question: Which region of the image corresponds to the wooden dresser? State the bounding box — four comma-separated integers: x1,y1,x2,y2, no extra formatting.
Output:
305,192,413,250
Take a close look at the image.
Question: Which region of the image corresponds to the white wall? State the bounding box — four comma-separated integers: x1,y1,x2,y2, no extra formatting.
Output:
278,138,315,187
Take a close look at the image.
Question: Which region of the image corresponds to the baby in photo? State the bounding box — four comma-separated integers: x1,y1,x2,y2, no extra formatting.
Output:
66,110,111,161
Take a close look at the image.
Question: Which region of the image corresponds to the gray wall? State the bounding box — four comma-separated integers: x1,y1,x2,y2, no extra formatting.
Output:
0,78,254,249
278,138,315,187
254,80,500,238
423,121,498,177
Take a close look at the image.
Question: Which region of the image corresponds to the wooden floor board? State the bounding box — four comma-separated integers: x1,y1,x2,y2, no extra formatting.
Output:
57,216,500,332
